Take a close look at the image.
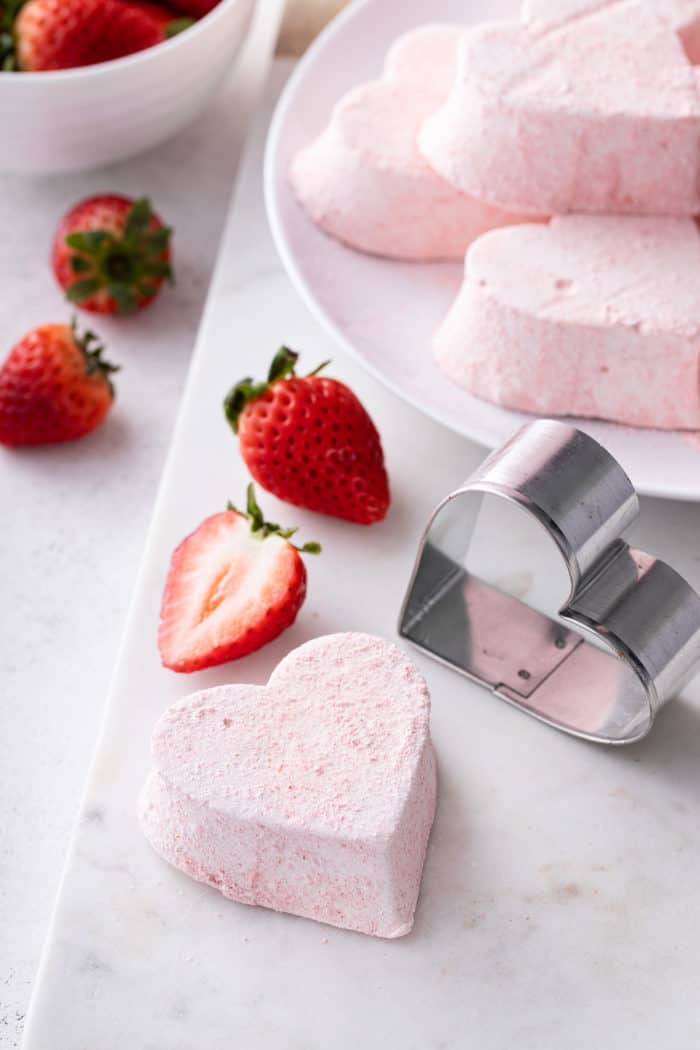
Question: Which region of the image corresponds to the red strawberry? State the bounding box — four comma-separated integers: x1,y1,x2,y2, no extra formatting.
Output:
52,195,173,315
0,321,118,446
168,0,219,15
159,486,320,673
15,0,193,71
224,348,390,525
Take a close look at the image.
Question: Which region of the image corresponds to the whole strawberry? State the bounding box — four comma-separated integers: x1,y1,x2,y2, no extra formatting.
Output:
15,0,193,71
0,321,118,446
52,195,173,315
169,0,219,15
224,348,390,525
159,485,320,672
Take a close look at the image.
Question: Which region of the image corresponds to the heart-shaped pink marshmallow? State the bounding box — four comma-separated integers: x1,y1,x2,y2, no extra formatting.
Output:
139,633,437,938
434,214,700,430
420,0,700,216
289,25,530,261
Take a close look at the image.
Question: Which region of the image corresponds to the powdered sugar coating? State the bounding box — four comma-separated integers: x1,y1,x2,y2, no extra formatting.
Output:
523,0,700,39
420,1,700,216
289,25,530,261
523,0,700,59
139,633,437,938
434,215,700,430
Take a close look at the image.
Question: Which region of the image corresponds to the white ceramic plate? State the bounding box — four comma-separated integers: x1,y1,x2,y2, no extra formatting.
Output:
265,0,700,500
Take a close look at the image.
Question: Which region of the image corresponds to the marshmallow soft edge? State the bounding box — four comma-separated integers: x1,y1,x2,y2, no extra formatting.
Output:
434,215,700,431
420,0,700,216
670,0,700,60
139,633,437,939
289,25,530,261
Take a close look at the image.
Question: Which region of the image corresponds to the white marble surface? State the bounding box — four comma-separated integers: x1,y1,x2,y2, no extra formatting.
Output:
14,46,700,1050
0,7,281,1046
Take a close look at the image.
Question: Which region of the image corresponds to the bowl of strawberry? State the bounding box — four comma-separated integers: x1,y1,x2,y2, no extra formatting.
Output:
0,0,254,173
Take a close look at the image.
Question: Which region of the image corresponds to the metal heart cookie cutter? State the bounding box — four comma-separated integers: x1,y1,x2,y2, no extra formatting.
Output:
399,420,700,744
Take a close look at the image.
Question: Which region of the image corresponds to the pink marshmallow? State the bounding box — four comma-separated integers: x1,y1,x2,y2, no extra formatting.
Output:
434,215,700,430
420,1,700,216
139,633,437,939
523,0,700,61
289,25,531,261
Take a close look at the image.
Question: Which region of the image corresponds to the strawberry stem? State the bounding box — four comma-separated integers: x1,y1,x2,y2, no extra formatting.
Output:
227,484,321,554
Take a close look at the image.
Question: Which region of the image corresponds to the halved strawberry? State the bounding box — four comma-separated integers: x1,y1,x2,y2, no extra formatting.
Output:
159,486,320,673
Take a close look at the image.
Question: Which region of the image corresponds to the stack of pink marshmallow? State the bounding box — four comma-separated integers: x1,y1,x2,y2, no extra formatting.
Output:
290,0,700,431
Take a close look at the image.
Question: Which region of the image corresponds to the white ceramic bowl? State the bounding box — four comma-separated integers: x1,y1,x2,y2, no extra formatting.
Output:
0,0,255,174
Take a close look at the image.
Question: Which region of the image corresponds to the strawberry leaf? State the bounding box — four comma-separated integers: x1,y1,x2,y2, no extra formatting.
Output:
0,0,28,68
268,346,299,383
123,198,152,240
165,17,194,38
107,284,138,315
227,485,320,553
0,32,14,69
70,318,120,398
144,227,172,252
69,255,93,275
66,278,102,303
298,542,322,554
65,230,112,254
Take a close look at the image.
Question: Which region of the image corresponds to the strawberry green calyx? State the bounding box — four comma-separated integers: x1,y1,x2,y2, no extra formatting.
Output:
65,198,173,315
223,346,298,434
71,319,120,398
0,0,27,69
0,31,14,70
227,484,321,554
164,16,195,37
223,346,330,433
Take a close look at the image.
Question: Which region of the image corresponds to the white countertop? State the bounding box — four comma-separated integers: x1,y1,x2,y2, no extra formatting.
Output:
0,51,283,1048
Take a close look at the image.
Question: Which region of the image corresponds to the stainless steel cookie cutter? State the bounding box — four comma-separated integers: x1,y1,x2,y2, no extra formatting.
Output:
399,420,700,744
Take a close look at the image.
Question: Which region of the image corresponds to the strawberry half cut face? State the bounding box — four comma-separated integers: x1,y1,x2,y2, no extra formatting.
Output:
159,487,320,673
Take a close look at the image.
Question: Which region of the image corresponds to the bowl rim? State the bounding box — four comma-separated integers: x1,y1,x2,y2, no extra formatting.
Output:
0,0,249,82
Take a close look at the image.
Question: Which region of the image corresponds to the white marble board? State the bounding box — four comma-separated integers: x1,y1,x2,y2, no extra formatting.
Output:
22,47,700,1050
